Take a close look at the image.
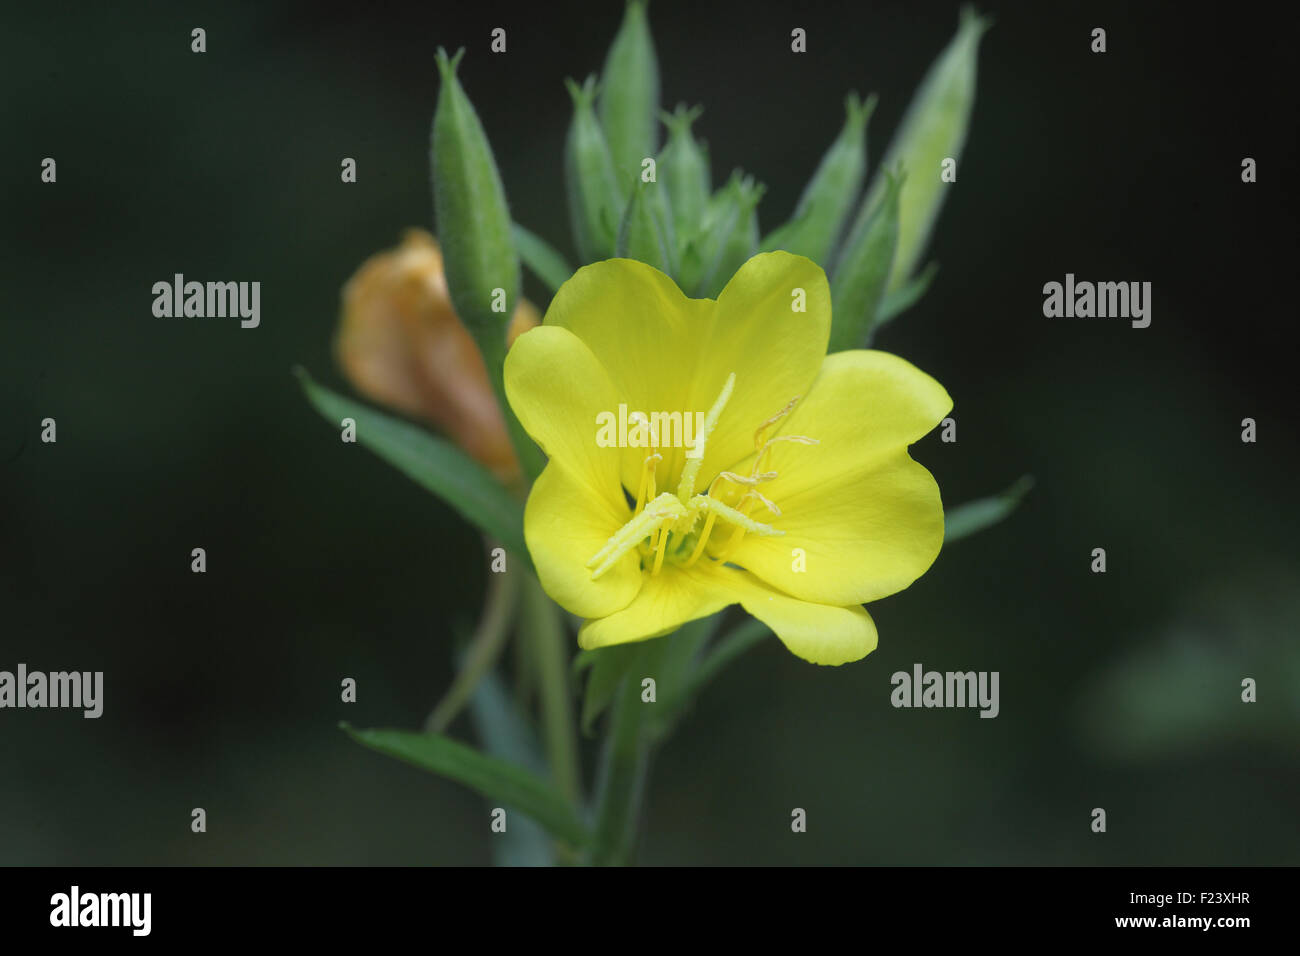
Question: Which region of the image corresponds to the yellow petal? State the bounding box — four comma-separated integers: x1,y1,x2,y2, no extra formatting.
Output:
526,463,641,619
696,252,830,487
577,561,733,650
578,560,876,666
728,349,951,606
539,258,705,493
505,326,641,618
737,586,878,667
542,254,828,496
505,325,623,506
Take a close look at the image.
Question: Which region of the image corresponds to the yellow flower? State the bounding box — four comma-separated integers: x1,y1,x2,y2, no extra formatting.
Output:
336,229,539,485
504,252,951,665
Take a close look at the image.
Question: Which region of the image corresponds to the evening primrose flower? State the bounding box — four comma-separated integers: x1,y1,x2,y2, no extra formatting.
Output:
336,229,538,484
504,252,951,665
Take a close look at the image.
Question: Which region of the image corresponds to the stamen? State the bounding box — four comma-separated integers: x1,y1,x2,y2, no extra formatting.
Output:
753,396,800,450
682,510,718,567
589,389,816,579
687,495,783,536
651,519,670,575
716,470,778,487
633,452,662,512
645,456,659,505
741,488,781,516
646,440,660,547
754,434,818,474
676,372,736,502
647,467,663,554
704,490,779,562
588,492,686,578
713,520,748,560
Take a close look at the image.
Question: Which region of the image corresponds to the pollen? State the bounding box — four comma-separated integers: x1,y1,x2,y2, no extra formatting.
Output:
587,376,817,580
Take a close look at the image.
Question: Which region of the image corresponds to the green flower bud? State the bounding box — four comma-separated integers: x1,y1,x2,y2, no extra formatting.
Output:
657,104,711,249
432,48,520,350
565,75,624,263
431,48,542,479
598,0,661,189
863,5,991,291
616,179,677,276
682,172,765,297
829,165,903,351
760,92,876,265
649,169,678,269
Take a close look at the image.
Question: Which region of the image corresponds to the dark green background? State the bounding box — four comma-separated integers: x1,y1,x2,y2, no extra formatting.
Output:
3,0,1296,864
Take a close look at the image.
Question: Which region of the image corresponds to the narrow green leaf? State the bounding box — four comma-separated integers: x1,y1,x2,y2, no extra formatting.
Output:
875,261,939,326
760,92,876,265
341,723,591,848
580,643,639,736
512,223,573,294
944,475,1034,544
295,368,529,564
829,164,902,351
598,0,660,188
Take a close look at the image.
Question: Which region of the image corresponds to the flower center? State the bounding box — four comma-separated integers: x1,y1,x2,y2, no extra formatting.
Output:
586,374,818,579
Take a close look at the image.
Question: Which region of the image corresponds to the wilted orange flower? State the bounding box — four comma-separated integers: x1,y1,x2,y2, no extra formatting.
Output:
335,229,538,484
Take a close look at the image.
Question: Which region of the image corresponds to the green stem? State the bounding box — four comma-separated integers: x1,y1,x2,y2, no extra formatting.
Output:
520,573,582,810
684,618,772,701
424,545,522,733
589,643,660,865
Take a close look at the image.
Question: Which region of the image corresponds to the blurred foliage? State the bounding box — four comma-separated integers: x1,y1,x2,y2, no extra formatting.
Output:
1078,567,1300,760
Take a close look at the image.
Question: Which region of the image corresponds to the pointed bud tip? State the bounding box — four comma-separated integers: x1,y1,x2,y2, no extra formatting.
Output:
722,169,765,206
844,92,878,129
435,47,467,79
660,103,704,139
959,5,995,37
565,74,600,106
1008,475,1036,500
